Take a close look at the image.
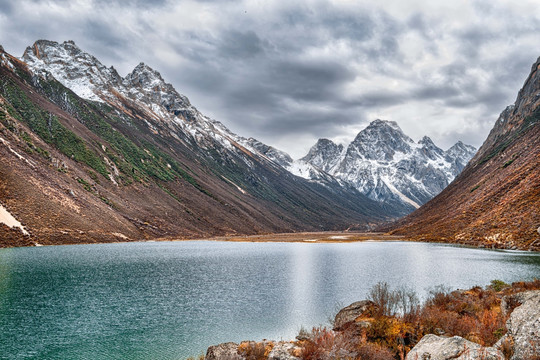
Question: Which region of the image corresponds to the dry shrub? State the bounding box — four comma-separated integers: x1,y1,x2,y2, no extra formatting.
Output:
499,336,514,359
368,282,421,321
477,309,506,345
425,286,453,308
300,327,338,360
298,280,539,360
510,279,540,292
238,341,274,360
356,342,395,360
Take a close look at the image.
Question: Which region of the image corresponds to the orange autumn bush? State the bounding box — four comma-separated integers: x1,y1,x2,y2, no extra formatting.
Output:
298,279,540,360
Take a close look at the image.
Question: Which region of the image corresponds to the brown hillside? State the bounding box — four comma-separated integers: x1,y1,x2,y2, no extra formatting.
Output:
387,57,540,251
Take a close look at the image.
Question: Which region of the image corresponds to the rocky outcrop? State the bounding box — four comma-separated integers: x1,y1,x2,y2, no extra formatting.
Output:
405,334,503,360
205,342,242,360
267,342,301,360
333,300,376,331
407,290,540,360
205,341,301,360
496,290,540,360
500,289,540,316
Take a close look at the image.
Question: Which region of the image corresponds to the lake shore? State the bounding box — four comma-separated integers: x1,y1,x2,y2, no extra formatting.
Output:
2,226,539,251
174,231,405,244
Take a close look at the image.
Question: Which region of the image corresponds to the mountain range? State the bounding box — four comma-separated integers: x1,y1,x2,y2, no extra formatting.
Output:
289,120,476,212
0,40,392,245
0,39,536,250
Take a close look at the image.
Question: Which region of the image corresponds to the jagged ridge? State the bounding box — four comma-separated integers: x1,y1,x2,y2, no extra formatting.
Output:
290,120,476,215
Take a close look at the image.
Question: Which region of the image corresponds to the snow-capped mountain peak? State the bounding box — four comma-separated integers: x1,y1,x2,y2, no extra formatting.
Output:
292,120,477,213
20,40,292,173
300,138,344,173
22,40,123,102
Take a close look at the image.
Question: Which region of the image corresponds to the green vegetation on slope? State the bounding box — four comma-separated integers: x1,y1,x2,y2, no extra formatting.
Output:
0,74,108,176
31,74,215,198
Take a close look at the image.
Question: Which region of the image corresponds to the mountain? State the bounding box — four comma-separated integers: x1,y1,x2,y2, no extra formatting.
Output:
386,57,540,250
291,120,476,215
0,40,393,246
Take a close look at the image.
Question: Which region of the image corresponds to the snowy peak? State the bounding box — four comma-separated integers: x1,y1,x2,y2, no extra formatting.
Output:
295,119,477,213
444,140,477,175
243,137,293,168
446,141,476,157
22,39,199,124
123,61,193,115
125,62,165,87
22,40,122,101
301,138,344,173
418,136,445,160
350,119,414,161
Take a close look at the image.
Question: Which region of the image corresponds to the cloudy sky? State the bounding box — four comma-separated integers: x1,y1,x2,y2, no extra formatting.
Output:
1,0,539,158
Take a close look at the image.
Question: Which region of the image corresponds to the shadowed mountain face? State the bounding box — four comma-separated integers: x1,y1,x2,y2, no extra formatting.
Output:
290,120,476,215
0,40,396,245
387,57,540,251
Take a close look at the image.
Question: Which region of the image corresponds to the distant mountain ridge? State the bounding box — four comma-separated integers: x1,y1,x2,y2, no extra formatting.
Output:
289,119,476,213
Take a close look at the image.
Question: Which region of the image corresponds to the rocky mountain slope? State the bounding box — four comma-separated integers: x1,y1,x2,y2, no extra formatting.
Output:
290,120,476,215
387,56,540,250
0,40,393,246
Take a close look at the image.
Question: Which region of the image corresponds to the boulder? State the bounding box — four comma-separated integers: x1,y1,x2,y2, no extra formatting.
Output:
496,290,540,359
267,342,301,360
333,300,376,331
500,289,540,316
405,334,503,360
205,342,242,360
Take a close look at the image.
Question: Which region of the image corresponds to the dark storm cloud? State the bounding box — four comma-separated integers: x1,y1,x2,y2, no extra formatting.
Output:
1,0,539,157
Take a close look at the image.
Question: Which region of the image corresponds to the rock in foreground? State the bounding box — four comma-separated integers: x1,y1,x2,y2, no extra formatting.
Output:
405,334,503,360
496,290,540,360
332,300,377,331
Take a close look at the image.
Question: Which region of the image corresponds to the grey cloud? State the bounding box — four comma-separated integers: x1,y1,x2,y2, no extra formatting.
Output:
341,91,407,108
266,59,354,101
1,0,538,157
217,30,267,59
94,0,168,7
0,0,13,15
414,86,460,101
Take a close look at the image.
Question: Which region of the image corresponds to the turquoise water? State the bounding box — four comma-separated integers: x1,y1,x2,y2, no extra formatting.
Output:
0,240,538,359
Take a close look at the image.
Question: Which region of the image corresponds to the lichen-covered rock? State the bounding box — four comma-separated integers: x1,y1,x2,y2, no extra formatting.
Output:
205,342,242,360
267,342,301,360
500,289,540,316
405,334,503,360
496,290,540,360
333,300,376,331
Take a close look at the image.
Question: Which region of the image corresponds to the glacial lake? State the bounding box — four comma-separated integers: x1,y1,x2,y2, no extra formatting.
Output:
0,240,539,359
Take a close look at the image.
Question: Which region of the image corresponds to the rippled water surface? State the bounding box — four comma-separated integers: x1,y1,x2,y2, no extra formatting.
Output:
0,240,539,359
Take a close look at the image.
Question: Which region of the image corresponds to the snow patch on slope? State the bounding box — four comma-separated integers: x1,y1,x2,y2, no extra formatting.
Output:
0,204,29,235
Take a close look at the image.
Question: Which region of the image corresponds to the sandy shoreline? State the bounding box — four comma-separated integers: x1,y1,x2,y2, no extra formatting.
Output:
157,231,405,244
